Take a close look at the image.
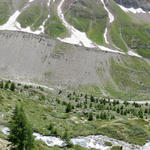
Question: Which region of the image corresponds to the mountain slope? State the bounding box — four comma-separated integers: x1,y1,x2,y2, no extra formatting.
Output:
0,0,150,149
0,30,149,100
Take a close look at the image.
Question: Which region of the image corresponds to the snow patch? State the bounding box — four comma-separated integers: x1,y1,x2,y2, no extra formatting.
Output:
104,27,109,44
101,0,114,23
128,51,142,58
101,0,114,44
47,0,51,7
118,4,150,14
29,0,35,2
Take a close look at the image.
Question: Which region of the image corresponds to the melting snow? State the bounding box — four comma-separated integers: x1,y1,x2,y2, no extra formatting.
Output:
128,51,142,58
29,0,35,2
101,0,114,23
104,28,109,44
118,4,150,14
101,0,114,44
47,0,51,7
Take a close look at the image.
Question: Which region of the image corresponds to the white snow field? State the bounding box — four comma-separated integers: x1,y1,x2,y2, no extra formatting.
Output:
0,0,51,34
118,4,150,14
128,51,142,58
57,0,125,54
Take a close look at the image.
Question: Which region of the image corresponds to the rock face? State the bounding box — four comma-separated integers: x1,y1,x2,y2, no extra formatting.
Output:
113,0,150,11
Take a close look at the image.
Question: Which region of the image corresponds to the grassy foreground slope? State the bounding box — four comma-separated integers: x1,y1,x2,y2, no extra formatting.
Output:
1,80,150,147
64,0,108,44
109,1,150,57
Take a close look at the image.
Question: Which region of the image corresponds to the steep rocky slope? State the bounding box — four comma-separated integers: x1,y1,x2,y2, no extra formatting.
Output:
0,0,149,100
0,30,150,100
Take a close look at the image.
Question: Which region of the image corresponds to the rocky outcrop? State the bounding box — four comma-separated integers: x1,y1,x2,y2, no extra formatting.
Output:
113,0,150,11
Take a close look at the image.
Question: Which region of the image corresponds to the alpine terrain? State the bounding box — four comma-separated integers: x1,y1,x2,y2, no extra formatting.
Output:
0,0,150,149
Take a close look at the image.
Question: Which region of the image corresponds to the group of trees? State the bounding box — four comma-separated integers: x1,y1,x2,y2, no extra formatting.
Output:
0,80,16,91
8,105,34,150
57,91,150,121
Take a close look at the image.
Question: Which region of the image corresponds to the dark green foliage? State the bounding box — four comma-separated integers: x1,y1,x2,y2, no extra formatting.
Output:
24,85,29,89
48,124,53,131
90,95,95,102
105,141,112,146
10,82,16,91
63,131,70,142
5,81,10,89
111,146,123,150
88,112,93,121
66,103,72,113
0,81,4,88
51,128,58,135
8,105,34,150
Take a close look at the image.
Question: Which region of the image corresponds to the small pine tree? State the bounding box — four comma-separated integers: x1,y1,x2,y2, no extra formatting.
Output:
88,112,93,121
10,82,16,91
48,124,53,131
5,81,9,89
66,103,72,113
8,105,34,150
0,81,4,89
90,95,95,102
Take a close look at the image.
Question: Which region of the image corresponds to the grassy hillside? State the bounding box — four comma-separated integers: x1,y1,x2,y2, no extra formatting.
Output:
1,79,150,148
44,3,68,38
106,56,150,100
109,1,150,57
0,0,12,25
17,2,49,30
64,0,108,44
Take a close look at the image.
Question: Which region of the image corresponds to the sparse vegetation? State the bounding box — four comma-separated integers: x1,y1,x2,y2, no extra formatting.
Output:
0,79,149,148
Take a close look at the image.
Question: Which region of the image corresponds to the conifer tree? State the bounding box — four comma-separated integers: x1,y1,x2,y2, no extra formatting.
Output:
8,105,34,150
10,82,16,91
66,103,72,113
88,112,93,121
0,81,3,89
